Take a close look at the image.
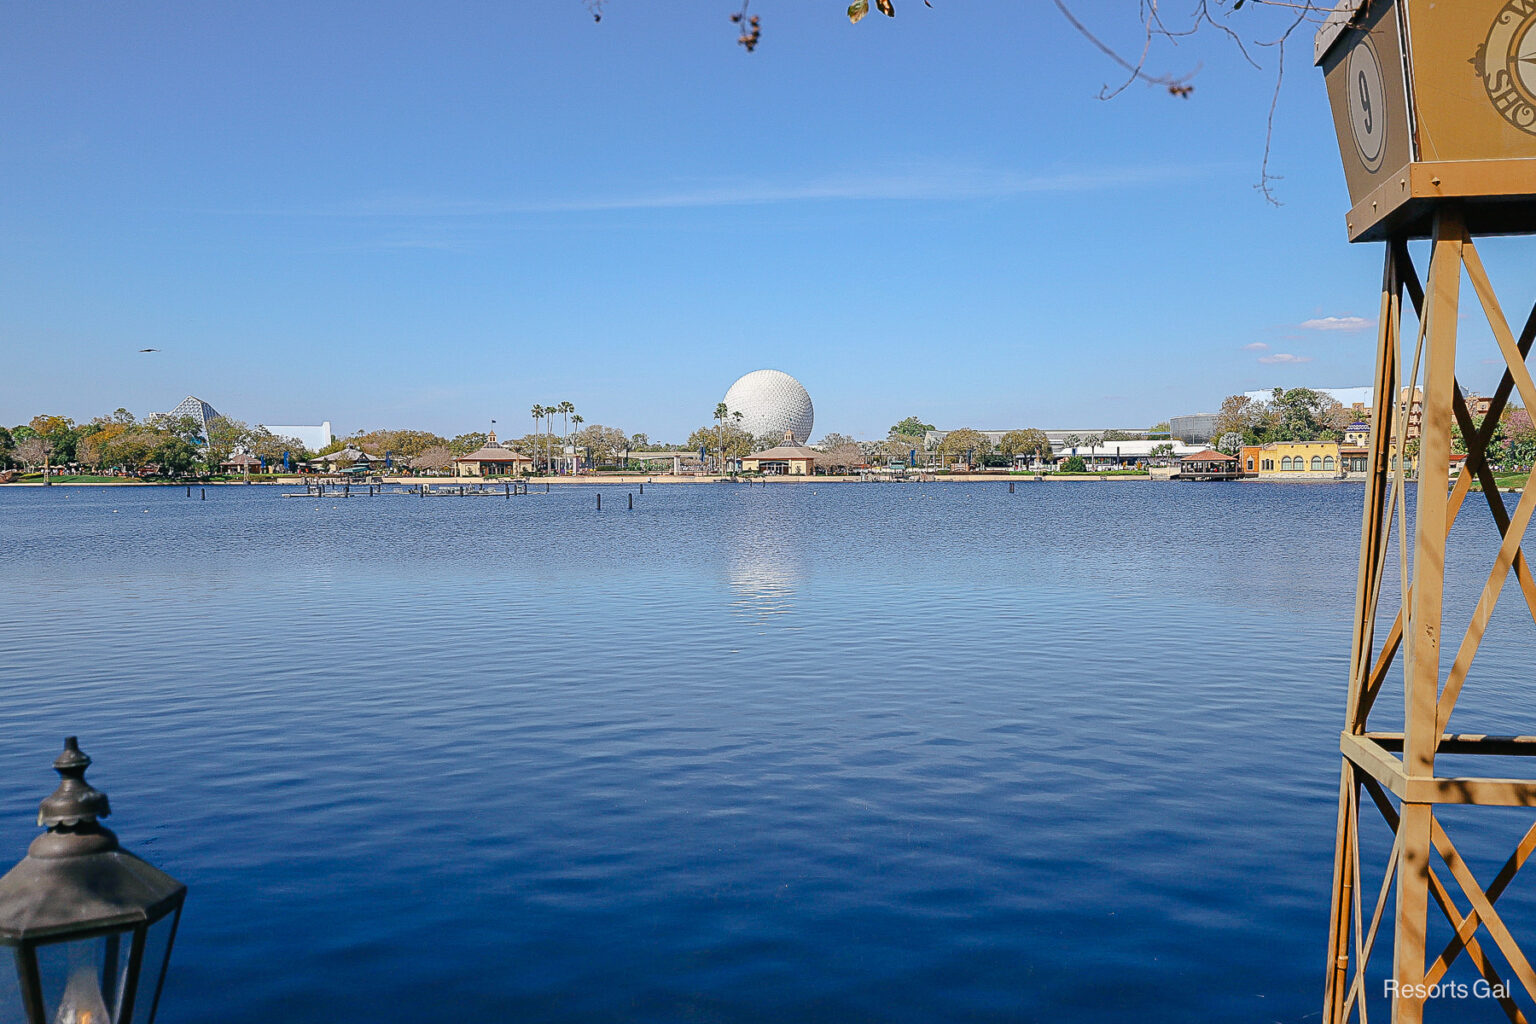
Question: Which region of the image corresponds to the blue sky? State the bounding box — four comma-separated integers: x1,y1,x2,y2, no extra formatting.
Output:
1,1,1529,441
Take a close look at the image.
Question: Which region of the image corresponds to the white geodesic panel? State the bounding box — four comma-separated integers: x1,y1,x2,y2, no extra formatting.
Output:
721,370,814,444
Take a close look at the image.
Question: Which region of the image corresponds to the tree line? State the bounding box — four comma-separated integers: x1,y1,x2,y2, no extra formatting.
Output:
1208,388,1536,468
0,410,311,478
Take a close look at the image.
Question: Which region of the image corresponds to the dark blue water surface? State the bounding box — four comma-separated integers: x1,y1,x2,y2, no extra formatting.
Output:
3,480,1534,1022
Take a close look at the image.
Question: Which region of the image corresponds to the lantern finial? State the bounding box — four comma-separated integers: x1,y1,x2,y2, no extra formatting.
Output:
37,736,111,829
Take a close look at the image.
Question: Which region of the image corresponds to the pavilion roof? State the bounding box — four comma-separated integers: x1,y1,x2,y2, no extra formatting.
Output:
747,430,819,462
455,441,531,462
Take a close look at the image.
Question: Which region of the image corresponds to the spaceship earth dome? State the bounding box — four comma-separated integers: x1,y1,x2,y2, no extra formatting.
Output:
721,370,814,444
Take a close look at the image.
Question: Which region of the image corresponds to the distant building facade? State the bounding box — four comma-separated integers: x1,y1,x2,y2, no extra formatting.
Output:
1169,413,1218,444
1176,449,1239,480
261,421,333,453
742,431,818,475
164,396,220,439
1050,438,1203,469
1254,441,1343,478
453,433,532,477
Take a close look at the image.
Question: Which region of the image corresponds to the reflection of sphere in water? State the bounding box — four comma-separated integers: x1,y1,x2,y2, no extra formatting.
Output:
722,370,814,444
727,529,804,617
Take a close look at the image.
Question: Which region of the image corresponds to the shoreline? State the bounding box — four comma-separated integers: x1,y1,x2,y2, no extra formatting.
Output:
2,475,1515,491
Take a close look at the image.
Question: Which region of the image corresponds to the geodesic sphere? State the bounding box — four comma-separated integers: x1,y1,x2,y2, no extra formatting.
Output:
721,370,814,444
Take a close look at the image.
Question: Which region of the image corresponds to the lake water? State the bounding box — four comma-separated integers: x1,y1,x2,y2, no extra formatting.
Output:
2,480,1533,1022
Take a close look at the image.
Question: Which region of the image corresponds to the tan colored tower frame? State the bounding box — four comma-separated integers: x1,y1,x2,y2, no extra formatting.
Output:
1324,205,1536,1023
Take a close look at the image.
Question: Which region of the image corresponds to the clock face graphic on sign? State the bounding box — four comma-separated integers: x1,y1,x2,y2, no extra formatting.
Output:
1347,36,1388,171
1478,0,1536,135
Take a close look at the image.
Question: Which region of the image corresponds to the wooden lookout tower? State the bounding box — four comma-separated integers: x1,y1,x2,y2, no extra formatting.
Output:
1318,1,1536,1021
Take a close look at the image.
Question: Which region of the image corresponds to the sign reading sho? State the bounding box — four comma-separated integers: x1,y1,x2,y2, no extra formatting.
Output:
1316,0,1536,242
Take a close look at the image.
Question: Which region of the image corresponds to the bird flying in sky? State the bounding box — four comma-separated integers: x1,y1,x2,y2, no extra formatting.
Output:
138,348,160,353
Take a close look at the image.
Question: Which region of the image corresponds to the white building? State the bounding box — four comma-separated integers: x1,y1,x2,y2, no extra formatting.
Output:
1243,386,1374,408
1050,438,1204,468
260,421,333,453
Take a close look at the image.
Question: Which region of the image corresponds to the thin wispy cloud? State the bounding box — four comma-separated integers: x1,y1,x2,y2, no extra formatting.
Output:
1243,342,1269,352
242,162,1222,218
1299,315,1372,332
1258,353,1313,365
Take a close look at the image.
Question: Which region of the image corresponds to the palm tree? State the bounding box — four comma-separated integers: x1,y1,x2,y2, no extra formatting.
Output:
1085,433,1104,468
713,402,729,471
530,404,545,471
570,414,584,471
545,401,558,472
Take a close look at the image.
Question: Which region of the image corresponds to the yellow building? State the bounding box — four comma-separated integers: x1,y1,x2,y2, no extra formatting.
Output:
741,430,817,476
1254,441,1343,479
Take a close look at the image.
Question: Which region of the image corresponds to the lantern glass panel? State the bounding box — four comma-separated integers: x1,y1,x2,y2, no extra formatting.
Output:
136,910,181,1022
0,949,23,1021
35,931,132,1024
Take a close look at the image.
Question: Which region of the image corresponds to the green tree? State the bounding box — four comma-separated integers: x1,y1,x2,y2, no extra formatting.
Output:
1001,428,1052,466
689,423,754,461
98,430,161,473
1061,455,1087,473
1101,429,1134,442
937,427,990,468
1269,388,1347,442
712,402,731,466
348,429,450,459
1453,414,1508,465
247,427,311,465
449,432,488,455
530,404,545,469
27,414,80,473
152,437,198,477
204,415,255,468
889,416,935,437
573,423,627,464
997,430,1030,458
78,423,131,469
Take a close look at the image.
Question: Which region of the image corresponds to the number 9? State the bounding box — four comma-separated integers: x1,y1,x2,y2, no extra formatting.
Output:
1358,71,1373,133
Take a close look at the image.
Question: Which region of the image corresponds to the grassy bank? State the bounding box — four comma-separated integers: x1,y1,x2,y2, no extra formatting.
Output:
1471,472,1528,491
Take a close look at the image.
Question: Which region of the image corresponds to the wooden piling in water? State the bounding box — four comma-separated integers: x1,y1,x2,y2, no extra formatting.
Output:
597,493,601,510
1009,482,1015,493
628,492,633,510
200,488,206,500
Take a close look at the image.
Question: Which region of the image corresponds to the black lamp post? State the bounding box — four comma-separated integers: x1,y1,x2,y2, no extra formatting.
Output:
0,738,186,1024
